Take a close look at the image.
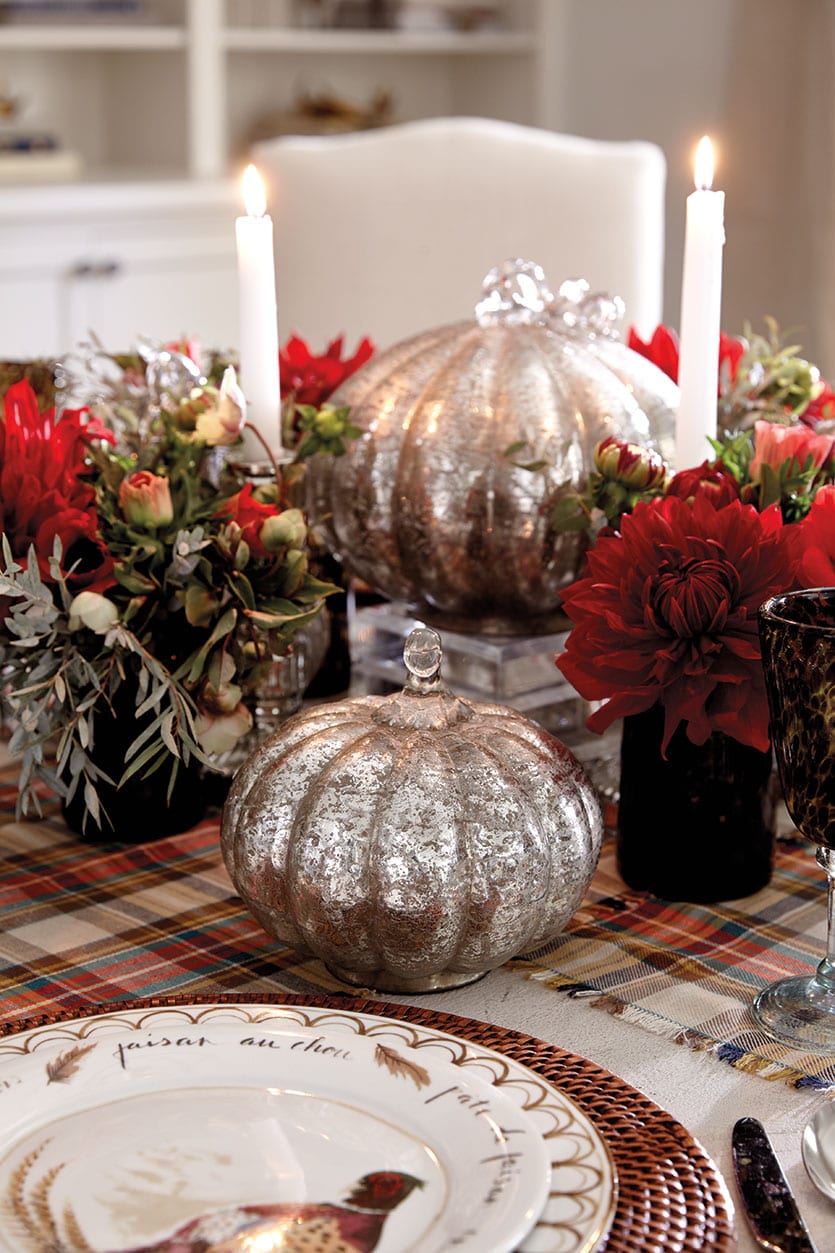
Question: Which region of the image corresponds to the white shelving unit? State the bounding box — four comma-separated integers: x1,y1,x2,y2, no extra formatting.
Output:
0,0,559,180
0,23,186,48
224,29,535,51
0,0,562,356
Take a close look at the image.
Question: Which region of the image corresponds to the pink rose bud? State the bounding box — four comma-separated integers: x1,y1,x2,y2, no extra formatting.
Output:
119,470,174,528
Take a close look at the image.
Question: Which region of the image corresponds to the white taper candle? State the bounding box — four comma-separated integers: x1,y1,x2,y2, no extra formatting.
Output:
676,136,726,469
235,163,281,459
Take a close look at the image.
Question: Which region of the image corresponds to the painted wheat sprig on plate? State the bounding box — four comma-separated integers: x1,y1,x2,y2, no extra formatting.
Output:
61,1204,95,1253
2,1139,94,1253
374,1043,431,1090
45,1044,96,1086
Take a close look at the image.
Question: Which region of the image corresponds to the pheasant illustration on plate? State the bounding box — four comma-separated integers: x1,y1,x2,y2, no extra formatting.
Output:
121,1171,425,1253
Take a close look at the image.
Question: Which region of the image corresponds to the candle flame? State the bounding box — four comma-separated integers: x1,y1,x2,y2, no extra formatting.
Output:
242,163,267,217
694,135,715,191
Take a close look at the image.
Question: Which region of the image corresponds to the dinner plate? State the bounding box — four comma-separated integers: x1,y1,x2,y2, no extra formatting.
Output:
0,1001,616,1253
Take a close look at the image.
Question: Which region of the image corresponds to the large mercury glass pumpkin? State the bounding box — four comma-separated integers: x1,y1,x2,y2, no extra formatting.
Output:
221,628,603,992
306,260,678,634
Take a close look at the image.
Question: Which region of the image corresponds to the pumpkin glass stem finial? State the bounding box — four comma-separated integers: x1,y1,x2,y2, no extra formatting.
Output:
403,627,443,690
475,258,555,327
373,626,469,729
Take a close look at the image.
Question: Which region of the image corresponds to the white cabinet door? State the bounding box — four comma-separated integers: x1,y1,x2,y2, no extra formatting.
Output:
0,181,240,362
0,271,66,359
65,251,238,355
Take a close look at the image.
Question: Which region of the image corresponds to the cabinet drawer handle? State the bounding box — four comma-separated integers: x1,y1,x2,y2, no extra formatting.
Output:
68,260,122,279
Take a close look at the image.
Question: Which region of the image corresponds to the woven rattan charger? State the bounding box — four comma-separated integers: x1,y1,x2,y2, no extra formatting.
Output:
0,992,735,1251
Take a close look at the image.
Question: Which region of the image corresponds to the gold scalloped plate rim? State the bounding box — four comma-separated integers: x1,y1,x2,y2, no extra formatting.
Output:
0,998,617,1253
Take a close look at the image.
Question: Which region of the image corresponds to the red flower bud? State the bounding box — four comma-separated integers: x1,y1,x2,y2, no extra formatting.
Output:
594,437,667,491
667,461,740,507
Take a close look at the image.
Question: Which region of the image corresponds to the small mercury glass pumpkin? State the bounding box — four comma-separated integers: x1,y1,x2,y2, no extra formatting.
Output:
221,627,603,993
306,260,679,635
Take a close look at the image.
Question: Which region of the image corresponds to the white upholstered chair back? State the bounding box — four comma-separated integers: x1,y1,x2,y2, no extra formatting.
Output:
254,116,666,352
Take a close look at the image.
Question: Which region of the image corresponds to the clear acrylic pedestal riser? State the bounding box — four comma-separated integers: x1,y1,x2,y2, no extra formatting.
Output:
350,599,581,732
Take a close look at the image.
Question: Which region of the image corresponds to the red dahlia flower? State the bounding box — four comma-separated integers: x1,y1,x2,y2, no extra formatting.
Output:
557,493,798,753
279,334,374,408
0,381,115,592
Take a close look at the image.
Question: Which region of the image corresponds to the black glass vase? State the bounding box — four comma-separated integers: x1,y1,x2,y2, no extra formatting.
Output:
61,682,206,843
617,704,775,902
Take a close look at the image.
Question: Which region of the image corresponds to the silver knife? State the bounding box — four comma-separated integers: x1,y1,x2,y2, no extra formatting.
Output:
732,1117,819,1253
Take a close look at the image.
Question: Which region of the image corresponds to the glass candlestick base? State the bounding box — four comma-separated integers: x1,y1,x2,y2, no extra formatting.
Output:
229,447,294,480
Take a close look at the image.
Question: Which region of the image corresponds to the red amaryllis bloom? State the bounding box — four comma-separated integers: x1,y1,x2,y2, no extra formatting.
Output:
792,484,835,586
36,506,116,593
557,493,798,753
2,382,95,533
627,324,680,382
627,325,745,392
718,332,746,385
750,418,835,482
666,460,741,507
0,381,115,592
279,334,374,407
216,483,280,558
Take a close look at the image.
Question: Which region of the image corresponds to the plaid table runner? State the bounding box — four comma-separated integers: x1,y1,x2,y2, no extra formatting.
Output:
511,835,835,1091
1,757,833,1090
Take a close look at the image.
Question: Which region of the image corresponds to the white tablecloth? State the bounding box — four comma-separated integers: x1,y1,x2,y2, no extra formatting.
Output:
393,968,833,1251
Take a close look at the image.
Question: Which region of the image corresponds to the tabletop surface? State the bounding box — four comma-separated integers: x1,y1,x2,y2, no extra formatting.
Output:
1,742,833,1252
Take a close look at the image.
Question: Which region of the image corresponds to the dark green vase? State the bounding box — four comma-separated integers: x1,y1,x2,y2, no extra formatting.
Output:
617,704,775,902
61,683,206,843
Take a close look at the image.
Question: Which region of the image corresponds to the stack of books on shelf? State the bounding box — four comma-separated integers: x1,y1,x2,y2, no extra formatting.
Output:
0,133,81,182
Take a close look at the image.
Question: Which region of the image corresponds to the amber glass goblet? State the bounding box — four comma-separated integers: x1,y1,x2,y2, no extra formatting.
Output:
755,588,835,1053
